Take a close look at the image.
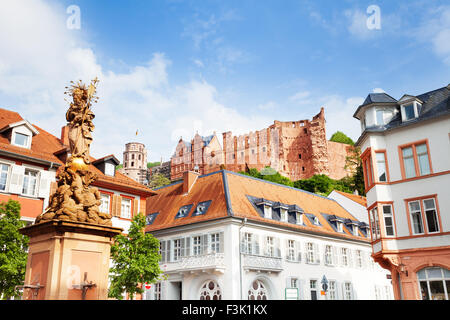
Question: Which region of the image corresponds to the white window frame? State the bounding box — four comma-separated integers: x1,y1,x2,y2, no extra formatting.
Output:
423,198,439,233
287,240,296,261
0,162,11,192
370,207,381,240
210,233,220,253
99,193,111,214
266,236,274,257
344,282,353,300
400,102,420,122
341,247,349,267
173,239,182,262
328,280,337,300
12,131,31,149
381,204,395,237
408,200,424,235
192,235,202,256
324,245,334,266
244,232,253,254
121,197,132,219
22,168,39,197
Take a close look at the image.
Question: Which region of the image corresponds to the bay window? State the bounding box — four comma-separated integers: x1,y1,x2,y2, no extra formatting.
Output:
381,204,395,237
400,141,432,179
407,197,440,235
375,152,388,182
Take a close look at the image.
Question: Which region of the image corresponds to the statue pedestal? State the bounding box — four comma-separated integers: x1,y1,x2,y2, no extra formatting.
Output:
20,220,122,300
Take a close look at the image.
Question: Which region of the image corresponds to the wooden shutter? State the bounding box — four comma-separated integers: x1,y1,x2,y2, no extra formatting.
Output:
285,239,290,260
332,246,338,266
275,237,281,258
9,164,24,194
185,237,191,257
219,232,224,253
133,198,139,216
38,170,54,199
253,234,260,255
314,243,320,264
201,234,209,254
296,240,302,262
160,240,166,263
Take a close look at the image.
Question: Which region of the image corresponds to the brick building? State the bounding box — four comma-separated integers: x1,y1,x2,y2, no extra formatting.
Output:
170,108,354,181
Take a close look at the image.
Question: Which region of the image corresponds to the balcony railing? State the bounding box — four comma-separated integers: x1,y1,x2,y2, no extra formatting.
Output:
161,253,225,274
242,253,283,273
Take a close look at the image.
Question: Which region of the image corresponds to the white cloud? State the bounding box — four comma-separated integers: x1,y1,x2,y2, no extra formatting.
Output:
289,91,311,102
0,0,271,163
373,88,385,93
344,9,377,40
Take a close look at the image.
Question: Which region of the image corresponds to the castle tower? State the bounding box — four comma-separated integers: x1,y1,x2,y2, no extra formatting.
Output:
121,142,148,185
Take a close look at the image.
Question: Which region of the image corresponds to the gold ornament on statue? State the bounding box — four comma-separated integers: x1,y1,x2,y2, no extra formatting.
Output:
35,78,112,226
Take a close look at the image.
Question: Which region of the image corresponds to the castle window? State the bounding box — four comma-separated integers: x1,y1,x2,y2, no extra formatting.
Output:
298,154,301,159
131,161,134,167
132,154,135,160
304,128,307,134
302,167,305,172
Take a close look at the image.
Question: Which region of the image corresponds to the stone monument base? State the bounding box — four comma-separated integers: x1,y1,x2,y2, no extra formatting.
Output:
20,220,122,300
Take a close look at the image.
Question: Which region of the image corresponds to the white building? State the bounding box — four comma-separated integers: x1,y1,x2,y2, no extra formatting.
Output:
353,84,450,300
144,170,393,300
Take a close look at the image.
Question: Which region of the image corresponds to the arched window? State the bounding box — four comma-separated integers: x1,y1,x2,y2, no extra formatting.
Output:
248,280,268,300
418,267,450,300
199,280,222,300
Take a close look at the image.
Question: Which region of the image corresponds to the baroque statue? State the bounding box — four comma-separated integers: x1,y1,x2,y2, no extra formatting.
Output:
35,78,112,226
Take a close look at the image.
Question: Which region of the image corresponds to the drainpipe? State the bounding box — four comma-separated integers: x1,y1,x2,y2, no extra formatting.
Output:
239,218,247,300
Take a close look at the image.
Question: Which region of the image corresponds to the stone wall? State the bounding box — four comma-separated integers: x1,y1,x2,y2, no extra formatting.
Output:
169,108,354,182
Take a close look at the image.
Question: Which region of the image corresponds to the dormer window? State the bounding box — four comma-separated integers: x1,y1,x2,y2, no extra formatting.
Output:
296,212,303,225
263,205,272,219
105,162,115,176
313,216,320,226
402,104,416,121
13,132,29,147
401,101,422,122
337,221,343,232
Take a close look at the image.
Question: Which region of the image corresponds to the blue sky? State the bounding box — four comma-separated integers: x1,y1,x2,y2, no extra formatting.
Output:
0,0,449,162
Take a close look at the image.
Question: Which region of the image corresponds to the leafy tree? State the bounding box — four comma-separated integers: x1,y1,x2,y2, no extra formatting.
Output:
330,131,355,145
0,200,29,300
116,164,123,170
108,213,164,300
345,145,365,196
148,173,171,189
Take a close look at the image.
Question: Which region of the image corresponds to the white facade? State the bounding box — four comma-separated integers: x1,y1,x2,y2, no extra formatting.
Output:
144,217,393,300
358,116,450,254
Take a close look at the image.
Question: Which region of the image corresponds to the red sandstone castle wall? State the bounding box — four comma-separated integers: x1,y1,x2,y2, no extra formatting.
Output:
170,108,354,182
327,141,352,180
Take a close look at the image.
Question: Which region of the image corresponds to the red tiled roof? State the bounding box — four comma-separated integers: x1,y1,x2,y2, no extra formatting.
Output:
333,190,367,207
0,108,65,165
146,170,369,242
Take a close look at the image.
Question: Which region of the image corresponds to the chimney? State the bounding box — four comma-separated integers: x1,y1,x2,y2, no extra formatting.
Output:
61,126,70,146
182,171,200,194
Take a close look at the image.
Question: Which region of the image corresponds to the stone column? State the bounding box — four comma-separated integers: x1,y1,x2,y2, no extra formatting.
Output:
20,220,122,300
